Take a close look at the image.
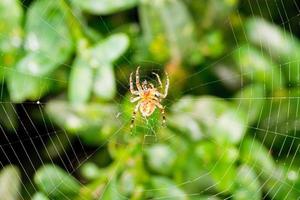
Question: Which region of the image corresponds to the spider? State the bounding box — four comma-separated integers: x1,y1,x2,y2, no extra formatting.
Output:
129,66,169,130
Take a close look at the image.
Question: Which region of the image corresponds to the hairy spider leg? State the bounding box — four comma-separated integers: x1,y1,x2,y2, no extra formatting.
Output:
163,72,169,98
130,96,140,103
155,102,166,126
130,72,139,95
152,72,163,88
136,66,142,91
130,101,141,132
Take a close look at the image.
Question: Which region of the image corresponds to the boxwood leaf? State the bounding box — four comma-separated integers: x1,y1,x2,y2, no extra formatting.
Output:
240,137,275,178
68,58,94,104
0,165,21,200
233,45,284,90
32,192,50,200
8,0,73,102
0,0,23,76
68,34,128,103
93,63,116,100
145,144,177,175
91,33,129,64
46,100,120,145
233,165,261,200
234,84,265,124
139,0,200,64
73,0,139,15
246,17,300,84
148,176,187,200
172,96,247,144
34,165,80,200
24,0,73,62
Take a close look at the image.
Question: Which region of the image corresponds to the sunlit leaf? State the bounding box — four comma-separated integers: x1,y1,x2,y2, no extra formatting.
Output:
74,0,139,15
0,0,23,76
69,58,94,104
148,176,187,200
101,177,124,200
0,102,18,131
46,100,120,145
7,0,73,102
34,165,80,200
0,165,21,200
246,17,300,84
240,137,275,178
91,33,129,64
233,165,261,200
93,63,116,100
145,144,177,175
140,0,200,63
172,96,247,144
68,34,128,103
7,70,52,102
195,141,239,193
32,193,50,200
234,84,265,124
233,45,285,90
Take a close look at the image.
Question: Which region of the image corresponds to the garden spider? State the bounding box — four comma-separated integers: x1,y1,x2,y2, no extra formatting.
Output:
129,66,169,130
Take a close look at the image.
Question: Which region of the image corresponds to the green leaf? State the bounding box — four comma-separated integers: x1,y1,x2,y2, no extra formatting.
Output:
233,45,285,90
73,0,139,15
34,165,80,200
46,100,120,145
264,166,300,200
80,163,103,181
148,176,187,200
233,165,261,200
32,192,50,200
68,58,94,104
240,137,276,178
100,177,124,200
195,141,239,193
8,0,73,102
140,0,200,63
0,165,21,200
246,17,300,84
7,70,52,102
168,114,203,142
91,33,129,64
172,96,247,144
0,0,23,75
68,34,128,103
258,88,300,149
0,102,18,131
43,132,74,159
145,144,177,175
93,63,116,100
24,0,73,61
234,84,265,124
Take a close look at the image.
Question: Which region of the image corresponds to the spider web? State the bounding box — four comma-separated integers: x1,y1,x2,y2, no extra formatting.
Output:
0,0,299,200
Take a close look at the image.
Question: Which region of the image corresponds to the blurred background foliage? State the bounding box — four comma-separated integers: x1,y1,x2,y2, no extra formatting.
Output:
0,0,300,199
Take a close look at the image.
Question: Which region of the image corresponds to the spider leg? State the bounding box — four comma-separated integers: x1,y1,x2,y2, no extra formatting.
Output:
154,102,166,126
130,101,141,132
136,66,142,92
152,72,163,88
130,96,141,103
162,71,169,98
130,72,139,95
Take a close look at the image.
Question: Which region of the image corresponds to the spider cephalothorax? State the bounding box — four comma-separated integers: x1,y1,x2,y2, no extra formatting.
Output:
129,66,169,130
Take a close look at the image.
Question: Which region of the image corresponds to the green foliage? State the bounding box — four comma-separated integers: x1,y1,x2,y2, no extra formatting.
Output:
0,0,299,200
0,166,21,200
34,165,80,200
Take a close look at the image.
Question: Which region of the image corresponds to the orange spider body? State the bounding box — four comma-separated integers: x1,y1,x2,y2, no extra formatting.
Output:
129,67,169,130
140,99,156,117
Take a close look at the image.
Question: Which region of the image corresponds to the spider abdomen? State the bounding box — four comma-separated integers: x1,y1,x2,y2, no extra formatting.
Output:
140,100,156,117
